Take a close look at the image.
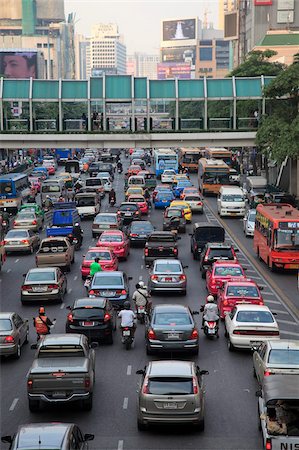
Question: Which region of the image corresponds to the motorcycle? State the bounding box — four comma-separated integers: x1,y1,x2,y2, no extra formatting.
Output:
121,326,134,350
84,275,92,291
200,306,219,339
33,319,56,343
117,166,123,174
136,305,147,324
109,197,116,207
73,237,82,251
1,219,9,234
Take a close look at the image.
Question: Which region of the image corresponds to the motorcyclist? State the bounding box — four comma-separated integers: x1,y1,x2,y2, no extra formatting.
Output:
73,222,83,247
74,179,83,192
202,295,219,327
58,195,65,202
0,208,10,233
145,154,151,166
117,161,123,172
132,281,151,314
44,195,53,209
89,257,102,277
33,306,54,340
118,301,136,336
143,188,151,208
109,188,116,205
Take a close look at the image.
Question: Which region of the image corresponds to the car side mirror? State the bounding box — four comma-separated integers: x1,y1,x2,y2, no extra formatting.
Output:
251,345,259,352
192,311,199,315
272,312,277,316
31,343,37,350
200,370,209,375
128,276,133,281
84,434,95,442
22,273,26,277
243,267,247,271
1,436,12,444
136,369,145,376
66,305,71,310
234,248,239,252
259,286,264,291
183,265,189,269
188,233,192,236
255,390,262,397
177,236,181,240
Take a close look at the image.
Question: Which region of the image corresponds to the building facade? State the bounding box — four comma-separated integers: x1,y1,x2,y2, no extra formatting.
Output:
74,34,91,79
127,53,159,79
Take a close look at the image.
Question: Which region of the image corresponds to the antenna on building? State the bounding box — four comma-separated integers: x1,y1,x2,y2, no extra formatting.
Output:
203,9,211,30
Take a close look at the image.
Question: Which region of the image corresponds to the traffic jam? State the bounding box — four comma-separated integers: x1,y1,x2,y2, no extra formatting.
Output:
0,146,299,450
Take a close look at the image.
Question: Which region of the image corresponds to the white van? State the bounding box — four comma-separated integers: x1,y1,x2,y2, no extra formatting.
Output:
127,175,146,189
217,186,246,217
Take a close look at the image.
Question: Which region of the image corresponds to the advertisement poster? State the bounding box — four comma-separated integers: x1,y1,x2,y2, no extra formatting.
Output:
157,62,191,79
254,0,273,5
0,51,37,78
161,46,196,67
163,19,196,41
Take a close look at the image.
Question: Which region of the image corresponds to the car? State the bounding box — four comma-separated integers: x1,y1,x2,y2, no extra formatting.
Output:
184,194,204,214
253,340,299,385
131,158,146,170
88,161,101,177
206,261,247,296
190,223,225,261
170,200,192,223
126,220,154,246
148,259,187,295
97,163,115,179
80,247,118,279
96,173,112,192
163,207,186,233
243,209,256,237
199,243,239,278
66,297,116,344
225,304,280,351
154,191,175,209
92,213,122,238
96,230,130,260
127,194,148,215
152,184,171,201
125,186,144,200
43,161,55,175
145,304,199,355
265,191,297,207
88,271,131,308
161,169,176,183
21,267,67,304
173,173,189,184
28,176,42,192
117,202,141,224
180,187,199,200
1,423,94,450
3,229,40,254
32,167,48,179
217,279,264,319
0,312,29,359
136,360,208,430
19,203,45,220
127,164,142,176
229,168,240,185
13,211,43,232
173,179,193,198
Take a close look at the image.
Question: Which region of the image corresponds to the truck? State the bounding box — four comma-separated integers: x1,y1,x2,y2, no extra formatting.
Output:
55,149,73,165
27,334,95,412
36,237,75,271
144,231,179,266
46,202,80,247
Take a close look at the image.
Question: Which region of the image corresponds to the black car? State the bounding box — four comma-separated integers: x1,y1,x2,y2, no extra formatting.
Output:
88,162,101,177
145,304,199,355
199,242,238,278
126,220,154,245
98,163,114,180
190,223,225,260
66,297,116,344
117,202,141,225
89,271,131,309
163,207,186,233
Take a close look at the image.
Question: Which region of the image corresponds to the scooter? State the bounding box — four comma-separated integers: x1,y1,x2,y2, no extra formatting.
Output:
200,306,219,339
121,326,134,350
136,305,147,324
117,167,123,174
1,219,9,234
73,237,82,251
109,198,116,207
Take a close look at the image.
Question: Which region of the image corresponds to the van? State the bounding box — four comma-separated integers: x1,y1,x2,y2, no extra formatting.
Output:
75,192,100,218
96,173,112,192
217,186,246,217
84,178,105,198
127,176,146,189
41,179,65,204
190,223,225,260
246,176,267,197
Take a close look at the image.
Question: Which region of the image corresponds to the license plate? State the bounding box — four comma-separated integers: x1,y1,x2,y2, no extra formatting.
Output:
139,235,146,238
123,330,131,336
289,264,299,269
82,321,95,326
32,286,47,292
163,402,178,409
250,340,263,345
162,277,173,282
101,225,109,229
52,392,66,398
125,213,131,216
9,241,20,245
168,333,179,339
102,290,115,296
208,328,215,334
137,307,144,313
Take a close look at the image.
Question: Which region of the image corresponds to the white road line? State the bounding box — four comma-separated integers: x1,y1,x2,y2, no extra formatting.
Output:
9,398,19,411
280,330,299,337
264,299,281,305
246,275,262,280
15,259,19,263
117,440,124,450
141,265,144,270
277,319,298,326
139,275,143,280
127,365,132,375
271,309,289,315
68,288,72,294
123,397,128,409
73,275,78,281
60,302,65,309
244,269,257,273
7,269,11,273
262,292,275,296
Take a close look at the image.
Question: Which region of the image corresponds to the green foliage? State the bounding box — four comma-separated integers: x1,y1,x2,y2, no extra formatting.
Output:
229,50,285,77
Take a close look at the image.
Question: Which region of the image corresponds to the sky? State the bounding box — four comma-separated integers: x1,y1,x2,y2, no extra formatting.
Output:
65,0,220,54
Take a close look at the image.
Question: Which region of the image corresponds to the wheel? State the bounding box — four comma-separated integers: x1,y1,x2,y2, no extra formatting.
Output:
197,418,205,431
24,330,29,344
66,264,71,272
227,337,235,352
201,270,206,279
106,333,113,345
137,418,147,431
13,342,21,359
146,345,153,356
83,394,93,411
125,340,132,350
253,366,257,378
92,232,96,238
28,399,39,412
71,255,75,264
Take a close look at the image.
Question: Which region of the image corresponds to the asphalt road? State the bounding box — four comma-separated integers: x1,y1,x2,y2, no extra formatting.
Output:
0,157,298,450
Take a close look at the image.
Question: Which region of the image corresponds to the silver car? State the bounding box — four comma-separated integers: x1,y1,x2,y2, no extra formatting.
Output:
3,229,40,254
21,267,67,304
136,360,208,430
0,312,29,359
184,194,203,213
148,259,187,295
13,211,43,232
243,209,256,237
92,213,121,238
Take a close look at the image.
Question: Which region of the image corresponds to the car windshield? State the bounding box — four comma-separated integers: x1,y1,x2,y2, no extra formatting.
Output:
86,179,101,187
27,271,55,281
227,285,259,297
236,311,274,323
248,211,256,222
99,234,122,242
131,222,153,231
73,307,105,319
129,197,144,203
16,213,35,220
0,319,12,331
166,209,181,218
148,377,193,395
208,248,233,259
42,185,60,192
76,197,95,206
185,196,200,201
157,193,173,200
155,262,181,273
93,275,123,286
268,349,299,365
214,266,243,276
86,251,111,260
222,195,244,202
95,215,116,224
154,312,191,326
275,229,299,250
6,230,28,238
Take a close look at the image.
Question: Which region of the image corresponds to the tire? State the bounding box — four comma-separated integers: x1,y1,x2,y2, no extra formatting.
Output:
24,330,29,344
197,418,205,431
137,418,147,431
181,290,187,296
83,394,93,411
146,345,153,356
201,270,206,279
28,399,39,412
14,342,21,359
125,340,132,350
227,337,235,352
66,264,71,273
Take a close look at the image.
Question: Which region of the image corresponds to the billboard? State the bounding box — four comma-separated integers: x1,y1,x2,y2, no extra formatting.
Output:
157,63,191,80
254,0,272,4
161,46,196,67
0,51,37,78
163,19,196,41
224,11,238,40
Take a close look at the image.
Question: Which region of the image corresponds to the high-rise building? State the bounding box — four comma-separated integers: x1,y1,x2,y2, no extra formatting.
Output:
75,34,91,79
0,0,75,79
90,23,126,75
127,53,160,79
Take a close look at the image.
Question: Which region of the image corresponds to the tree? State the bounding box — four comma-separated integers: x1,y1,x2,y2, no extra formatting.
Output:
229,50,285,77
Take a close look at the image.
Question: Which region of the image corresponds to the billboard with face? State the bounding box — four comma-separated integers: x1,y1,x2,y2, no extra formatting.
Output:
157,63,191,79
163,19,196,41
161,46,196,67
0,51,37,78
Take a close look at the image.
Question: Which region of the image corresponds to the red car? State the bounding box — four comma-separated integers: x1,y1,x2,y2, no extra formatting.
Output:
44,164,55,175
96,230,130,260
206,261,247,296
80,247,118,279
127,165,141,176
217,279,264,319
127,195,148,215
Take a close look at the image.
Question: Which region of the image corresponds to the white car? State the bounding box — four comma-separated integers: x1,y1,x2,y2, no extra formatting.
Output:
253,340,299,385
243,209,256,237
225,304,280,351
96,173,112,192
161,169,176,183
184,194,203,213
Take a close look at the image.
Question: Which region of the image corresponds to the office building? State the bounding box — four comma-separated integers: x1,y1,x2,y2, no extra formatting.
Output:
75,34,91,79
127,53,160,79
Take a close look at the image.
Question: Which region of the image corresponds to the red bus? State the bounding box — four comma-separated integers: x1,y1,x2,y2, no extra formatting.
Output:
253,203,299,271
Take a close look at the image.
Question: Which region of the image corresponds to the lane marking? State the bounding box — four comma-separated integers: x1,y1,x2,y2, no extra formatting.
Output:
123,397,129,409
262,292,274,296
141,265,144,270
74,275,78,281
271,309,289,315
117,440,124,450
60,302,65,309
264,299,281,305
68,288,72,294
127,365,132,375
9,398,19,411
15,259,19,263
277,319,298,326
7,269,11,273
139,275,143,280
280,330,299,337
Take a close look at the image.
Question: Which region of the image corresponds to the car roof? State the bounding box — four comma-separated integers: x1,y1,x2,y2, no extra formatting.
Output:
94,270,124,277
41,334,84,345
15,423,71,449
193,222,223,230
154,258,182,265
234,304,270,311
149,360,193,377
131,220,153,226
266,340,299,350
213,261,242,267
225,279,257,286
6,228,30,234
101,230,123,235
86,247,111,253
262,375,299,403
28,267,56,273
74,297,106,308
154,304,189,313
0,312,14,319
96,213,117,217
206,243,233,249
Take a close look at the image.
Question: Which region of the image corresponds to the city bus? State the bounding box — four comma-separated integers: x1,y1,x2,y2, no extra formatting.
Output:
153,149,178,178
198,158,230,195
178,148,203,172
204,148,232,167
0,173,31,213
253,203,299,271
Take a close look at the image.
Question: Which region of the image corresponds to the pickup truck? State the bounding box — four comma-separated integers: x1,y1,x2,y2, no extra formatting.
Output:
144,231,179,266
46,202,80,244
27,334,95,412
36,237,75,271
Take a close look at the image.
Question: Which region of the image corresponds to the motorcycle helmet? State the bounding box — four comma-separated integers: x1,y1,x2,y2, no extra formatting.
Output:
207,295,215,303
74,222,79,227
138,281,145,288
39,306,45,315
123,301,131,310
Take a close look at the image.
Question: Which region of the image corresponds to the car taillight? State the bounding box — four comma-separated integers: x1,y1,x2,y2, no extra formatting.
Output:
189,329,198,340
179,274,186,281
148,329,157,340
85,377,91,388
121,289,127,295
144,248,149,256
21,285,31,291
67,313,73,322
151,275,158,280
134,211,139,215
21,239,29,244
204,255,209,262
142,376,149,394
104,313,111,322
13,221,16,226
173,248,178,254
192,376,198,394
265,439,272,450
223,300,228,306
32,220,37,225
259,301,264,305
4,336,14,343
130,233,138,237
1,240,6,245
117,211,121,215
48,284,59,290
27,379,33,390
264,371,272,377
89,290,95,295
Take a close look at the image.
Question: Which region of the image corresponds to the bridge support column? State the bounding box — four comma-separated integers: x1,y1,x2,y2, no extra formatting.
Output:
131,75,135,132
175,78,179,131
58,79,63,132
203,77,208,130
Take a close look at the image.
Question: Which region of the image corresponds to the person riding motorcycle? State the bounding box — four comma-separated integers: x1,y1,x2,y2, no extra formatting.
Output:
132,281,151,314
118,301,136,336
143,188,151,207
44,195,53,209
33,306,54,340
117,161,123,173
0,208,10,234
73,222,83,247
202,295,219,326
109,188,116,205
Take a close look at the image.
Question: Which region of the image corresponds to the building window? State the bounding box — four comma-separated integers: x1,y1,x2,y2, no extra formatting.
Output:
200,47,213,61
200,40,212,46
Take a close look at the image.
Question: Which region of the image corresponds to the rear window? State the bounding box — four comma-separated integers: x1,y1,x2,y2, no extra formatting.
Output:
41,241,67,252
120,204,137,211
155,262,181,273
86,251,111,260
42,184,60,193
185,196,201,201
148,378,193,395
131,222,153,231
156,193,173,201
95,215,116,224
93,275,123,286
149,235,175,242
73,307,104,319
99,234,122,243
166,209,182,218
129,197,144,203
214,266,243,276
236,311,273,323
6,230,28,238
194,228,224,241
0,319,12,331
76,197,95,207
17,213,35,220
154,312,191,326
268,349,299,364
38,345,85,358
27,271,55,281
86,179,102,187
208,248,233,259
226,285,259,297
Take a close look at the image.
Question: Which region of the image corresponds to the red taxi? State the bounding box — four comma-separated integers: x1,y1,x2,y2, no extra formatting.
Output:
127,194,148,215
180,187,199,200
80,247,118,279
96,230,130,260
217,279,264,319
206,261,246,296
127,165,141,176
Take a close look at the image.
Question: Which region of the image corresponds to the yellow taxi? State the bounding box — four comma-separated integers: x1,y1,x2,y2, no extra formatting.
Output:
56,172,73,189
125,186,144,200
170,200,192,223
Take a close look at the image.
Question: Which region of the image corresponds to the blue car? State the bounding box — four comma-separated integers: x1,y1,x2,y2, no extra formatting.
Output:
154,191,175,209
173,180,193,198
32,167,48,179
